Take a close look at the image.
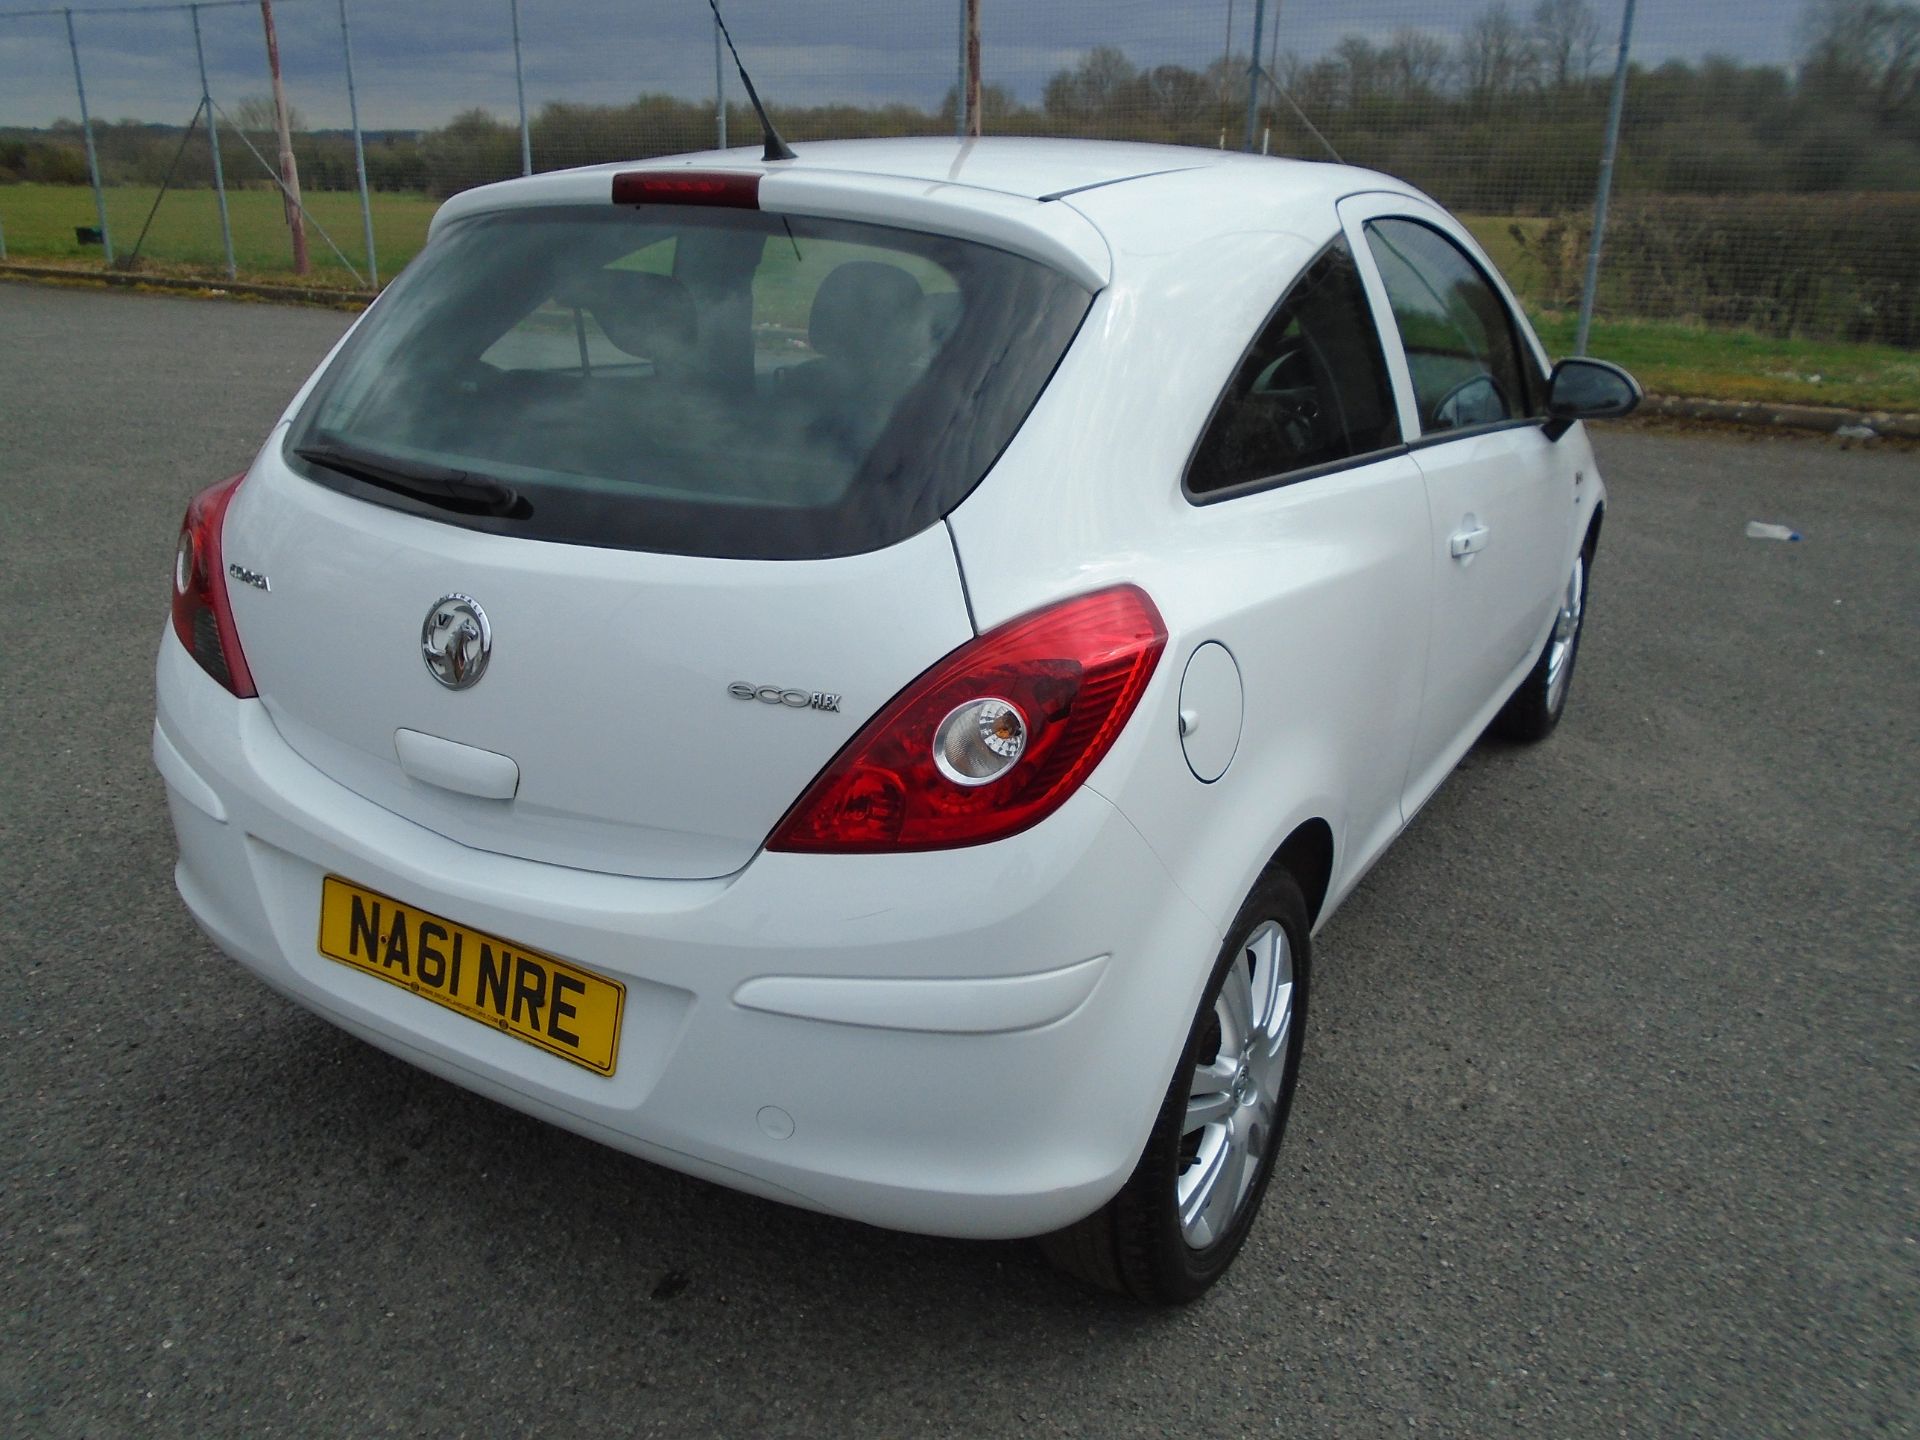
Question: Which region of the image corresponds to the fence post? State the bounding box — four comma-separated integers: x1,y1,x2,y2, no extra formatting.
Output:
337,0,377,287
955,0,965,138
509,0,532,175
964,0,981,137
1576,0,1637,356
714,12,727,149
64,8,113,265
1242,0,1266,152
258,0,310,275
190,5,237,280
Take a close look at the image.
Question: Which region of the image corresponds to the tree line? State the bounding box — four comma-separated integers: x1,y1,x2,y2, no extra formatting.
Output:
3,0,1914,214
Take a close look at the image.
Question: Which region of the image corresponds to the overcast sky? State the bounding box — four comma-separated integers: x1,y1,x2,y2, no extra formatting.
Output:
0,0,1813,131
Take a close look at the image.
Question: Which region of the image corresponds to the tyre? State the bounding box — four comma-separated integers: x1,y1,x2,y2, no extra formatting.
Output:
1492,540,1591,743
1041,869,1310,1304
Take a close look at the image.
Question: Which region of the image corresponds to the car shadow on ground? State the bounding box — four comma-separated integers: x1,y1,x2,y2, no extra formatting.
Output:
152,993,1185,1335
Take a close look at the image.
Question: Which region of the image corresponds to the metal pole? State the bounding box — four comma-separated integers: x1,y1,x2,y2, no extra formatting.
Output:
713,11,727,149
1267,0,1284,115
259,0,309,274
1575,0,1636,356
964,0,980,138
510,0,532,175
0,216,7,261
955,0,965,138
191,5,236,279
337,0,377,286
1242,0,1266,152
64,9,113,265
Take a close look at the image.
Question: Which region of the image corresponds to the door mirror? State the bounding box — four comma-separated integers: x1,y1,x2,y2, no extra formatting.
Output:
1545,357,1642,439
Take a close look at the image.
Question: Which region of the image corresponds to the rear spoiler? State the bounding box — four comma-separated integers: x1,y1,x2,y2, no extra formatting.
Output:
431,162,1112,292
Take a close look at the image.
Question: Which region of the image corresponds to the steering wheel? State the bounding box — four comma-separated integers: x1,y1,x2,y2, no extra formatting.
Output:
1251,342,1323,453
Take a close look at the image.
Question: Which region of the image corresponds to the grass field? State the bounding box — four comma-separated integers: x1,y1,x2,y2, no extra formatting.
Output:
1530,313,1920,413
3,183,1915,411
0,182,433,286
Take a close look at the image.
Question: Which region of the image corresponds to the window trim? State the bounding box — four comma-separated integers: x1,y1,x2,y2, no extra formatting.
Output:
1185,439,1414,506
1180,234,1406,506
1404,415,1546,450
1359,214,1547,442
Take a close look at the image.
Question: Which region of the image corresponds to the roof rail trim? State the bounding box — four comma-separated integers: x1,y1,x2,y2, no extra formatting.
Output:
1038,166,1208,203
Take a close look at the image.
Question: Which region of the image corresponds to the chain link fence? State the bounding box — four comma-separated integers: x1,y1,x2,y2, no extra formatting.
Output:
2,0,1916,347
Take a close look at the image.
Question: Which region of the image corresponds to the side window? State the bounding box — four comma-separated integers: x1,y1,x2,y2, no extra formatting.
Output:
1187,236,1401,496
1364,219,1533,434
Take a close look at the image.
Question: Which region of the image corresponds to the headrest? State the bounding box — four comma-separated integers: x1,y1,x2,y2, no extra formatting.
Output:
808,261,929,367
560,269,697,361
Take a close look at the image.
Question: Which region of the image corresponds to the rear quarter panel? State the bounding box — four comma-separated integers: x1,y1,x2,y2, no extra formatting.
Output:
948,179,1431,943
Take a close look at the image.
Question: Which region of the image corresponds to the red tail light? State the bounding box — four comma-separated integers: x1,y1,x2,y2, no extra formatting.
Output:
767,585,1167,853
170,473,257,698
611,170,761,208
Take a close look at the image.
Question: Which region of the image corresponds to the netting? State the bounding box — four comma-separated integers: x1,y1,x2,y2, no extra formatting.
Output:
1,0,1914,343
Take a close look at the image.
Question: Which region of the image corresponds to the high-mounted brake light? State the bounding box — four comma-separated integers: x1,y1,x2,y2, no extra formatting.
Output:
767,586,1167,853
170,472,257,698
611,170,761,209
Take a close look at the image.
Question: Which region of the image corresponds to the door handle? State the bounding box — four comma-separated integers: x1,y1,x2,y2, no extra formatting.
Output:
1449,522,1490,559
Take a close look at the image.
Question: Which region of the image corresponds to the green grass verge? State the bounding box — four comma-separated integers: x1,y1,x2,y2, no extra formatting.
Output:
1530,313,1920,413
3,184,1915,411
0,181,433,285
1461,214,1544,295
1462,214,1919,411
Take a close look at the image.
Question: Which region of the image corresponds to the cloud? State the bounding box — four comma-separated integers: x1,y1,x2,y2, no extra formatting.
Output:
1,0,1806,130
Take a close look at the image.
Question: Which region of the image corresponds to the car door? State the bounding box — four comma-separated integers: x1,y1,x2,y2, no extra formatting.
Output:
1339,195,1572,815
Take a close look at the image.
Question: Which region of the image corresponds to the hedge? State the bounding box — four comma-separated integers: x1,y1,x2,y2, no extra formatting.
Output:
1509,193,1920,346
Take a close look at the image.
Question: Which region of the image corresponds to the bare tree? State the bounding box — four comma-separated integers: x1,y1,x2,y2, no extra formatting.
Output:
1333,36,1385,104
1532,0,1604,87
939,82,1019,129
1142,64,1214,128
1798,0,1920,119
1335,32,1450,103
1381,28,1452,98
234,93,305,141
1043,46,1141,123
1461,2,1538,100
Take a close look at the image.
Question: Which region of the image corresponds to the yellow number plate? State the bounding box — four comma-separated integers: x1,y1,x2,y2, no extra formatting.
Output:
317,876,625,1076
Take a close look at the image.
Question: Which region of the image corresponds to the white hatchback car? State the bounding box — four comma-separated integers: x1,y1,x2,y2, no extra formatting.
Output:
156,138,1639,1303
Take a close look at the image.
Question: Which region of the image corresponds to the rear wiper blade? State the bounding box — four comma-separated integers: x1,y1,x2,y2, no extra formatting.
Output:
295,439,528,518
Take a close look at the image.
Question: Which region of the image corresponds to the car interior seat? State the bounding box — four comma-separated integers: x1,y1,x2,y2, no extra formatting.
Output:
781,260,933,453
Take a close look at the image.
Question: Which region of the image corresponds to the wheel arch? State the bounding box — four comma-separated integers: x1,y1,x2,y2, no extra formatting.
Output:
1265,817,1335,930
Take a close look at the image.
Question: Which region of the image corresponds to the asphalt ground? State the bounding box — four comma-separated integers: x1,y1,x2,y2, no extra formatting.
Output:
2,281,1914,1437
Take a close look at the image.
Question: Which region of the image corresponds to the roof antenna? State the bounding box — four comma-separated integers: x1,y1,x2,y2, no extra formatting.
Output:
705,0,796,162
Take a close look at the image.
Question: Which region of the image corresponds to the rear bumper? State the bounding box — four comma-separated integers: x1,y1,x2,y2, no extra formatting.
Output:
154,631,1220,1239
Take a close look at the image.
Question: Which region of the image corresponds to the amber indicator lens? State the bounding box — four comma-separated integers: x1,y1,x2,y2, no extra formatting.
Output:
934,698,1028,785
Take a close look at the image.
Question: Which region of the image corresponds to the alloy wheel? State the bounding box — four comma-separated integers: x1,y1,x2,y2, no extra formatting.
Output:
1545,553,1586,713
1176,919,1295,1249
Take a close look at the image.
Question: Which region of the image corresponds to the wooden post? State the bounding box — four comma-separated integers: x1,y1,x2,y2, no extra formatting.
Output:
259,0,309,275
967,0,983,138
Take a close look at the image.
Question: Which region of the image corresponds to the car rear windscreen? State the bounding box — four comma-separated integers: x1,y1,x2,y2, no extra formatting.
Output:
285,204,1094,559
